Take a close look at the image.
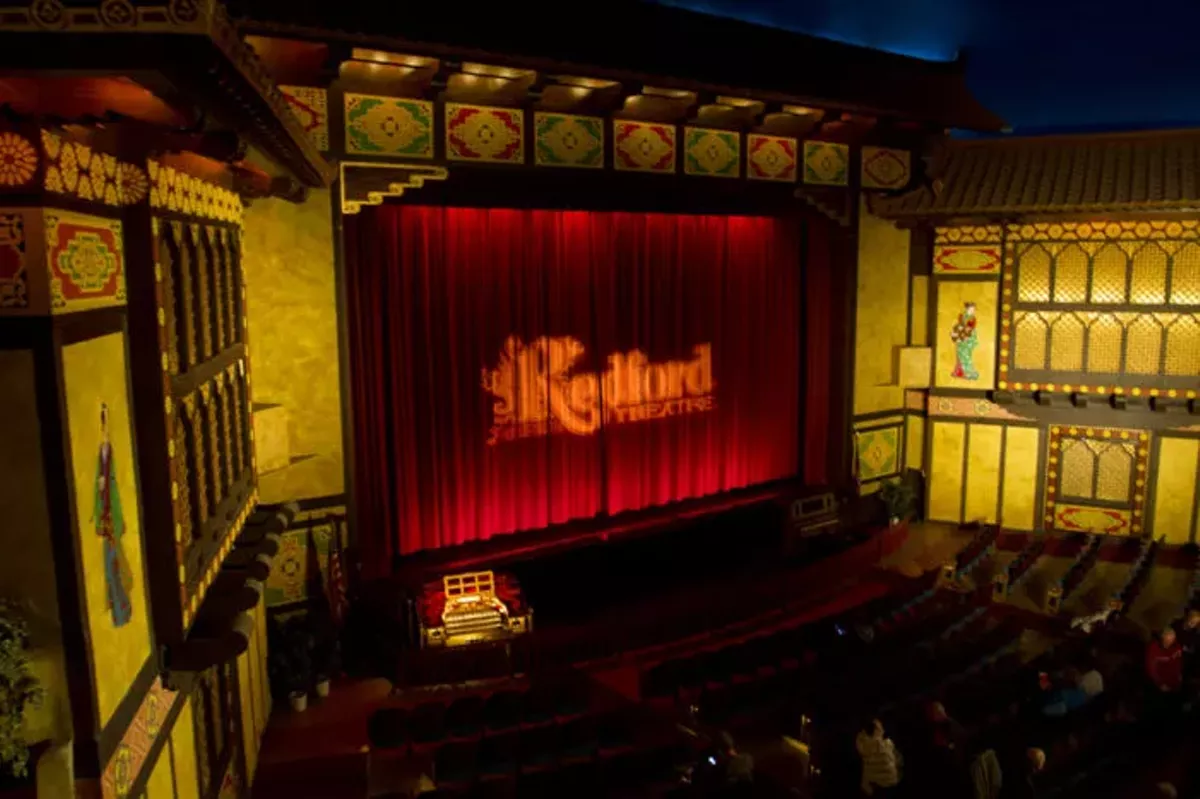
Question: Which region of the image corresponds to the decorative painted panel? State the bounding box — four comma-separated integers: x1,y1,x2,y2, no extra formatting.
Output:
0,210,28,309
61,332,152,727
934,245,1002,274
533,113,604,169
100,678,179,799
264,509,346,607
999,221,1200,396
802,141,849,186
278,86,329,151
925,395,1034,421
40,130,149,207
746,134,797,182
44,210,125,313
934,279,999,390
1045,425,1150,535
613,121,676,173
683,127,740,178
855,424,902,482
344,94,434,158
0,131,38,188
445,104,524,164
860,146,911,190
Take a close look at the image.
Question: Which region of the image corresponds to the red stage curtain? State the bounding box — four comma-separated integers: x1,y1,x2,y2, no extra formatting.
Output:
802,218,833,485
345,205,809,572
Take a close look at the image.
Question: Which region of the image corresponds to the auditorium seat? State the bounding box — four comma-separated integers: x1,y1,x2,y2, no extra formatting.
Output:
482,690,524,731
477,731,520,779
518,723,559,772
597,713,635,754
433,740,476,789
408,702,447,747
444,695,484,739
366,707,408,752
559,716,600,762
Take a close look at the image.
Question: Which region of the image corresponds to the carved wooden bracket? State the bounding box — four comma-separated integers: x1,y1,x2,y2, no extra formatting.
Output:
340,161,450,215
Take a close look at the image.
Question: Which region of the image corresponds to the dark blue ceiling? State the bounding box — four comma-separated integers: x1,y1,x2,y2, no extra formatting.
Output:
659,0,1200,135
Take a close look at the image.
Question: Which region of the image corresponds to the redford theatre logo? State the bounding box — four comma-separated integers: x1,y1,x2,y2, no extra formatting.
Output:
481,336,715,445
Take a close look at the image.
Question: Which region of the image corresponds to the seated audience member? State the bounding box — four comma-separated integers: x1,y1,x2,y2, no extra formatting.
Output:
1179,610,1200,681
999,746,1045,799
1147,627,1185,693
856,718,902,796
1041,669,1092,717
1078,658,1104,699
969,746,1002,799
718,731,754,785
926,701,965,751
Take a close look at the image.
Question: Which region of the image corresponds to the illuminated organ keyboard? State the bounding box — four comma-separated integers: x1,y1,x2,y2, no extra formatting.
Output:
419,570,532,649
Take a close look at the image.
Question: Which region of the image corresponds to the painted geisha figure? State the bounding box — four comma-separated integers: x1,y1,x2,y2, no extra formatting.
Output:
949,301,980,381
95,403,134,627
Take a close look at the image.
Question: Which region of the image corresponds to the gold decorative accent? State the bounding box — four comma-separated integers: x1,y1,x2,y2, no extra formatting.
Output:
148,160,243,225
935,225,1004,245
0,132,38,186
338,161,450,215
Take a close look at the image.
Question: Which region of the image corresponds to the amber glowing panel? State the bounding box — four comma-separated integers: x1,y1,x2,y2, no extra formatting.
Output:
1045,425,1150,535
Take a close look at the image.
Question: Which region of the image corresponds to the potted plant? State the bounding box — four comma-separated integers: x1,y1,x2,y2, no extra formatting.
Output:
879,480,916,526
268,618,313,713
0,600,44,788
309,613,341,700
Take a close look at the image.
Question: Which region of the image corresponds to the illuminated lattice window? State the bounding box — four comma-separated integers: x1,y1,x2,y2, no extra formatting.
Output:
1005,225,1200,391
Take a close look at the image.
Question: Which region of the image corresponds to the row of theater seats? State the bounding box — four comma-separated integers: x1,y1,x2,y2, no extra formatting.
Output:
368,679,591,752
641,574,943,702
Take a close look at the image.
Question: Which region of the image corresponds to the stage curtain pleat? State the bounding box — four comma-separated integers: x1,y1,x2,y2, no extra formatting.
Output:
802,217,833,485
345,205,819,573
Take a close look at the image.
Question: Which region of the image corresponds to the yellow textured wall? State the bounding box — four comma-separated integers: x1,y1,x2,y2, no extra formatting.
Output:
928,421,966,522
905,415,924,472
854,202,910,416
242,184,343,504
0,350,72,788
1153,437,1199,545
964,424,1003,524
61,332,152,727
143,738,175,798
1001,426,1041,531
910,276,929,347
169,696,200,799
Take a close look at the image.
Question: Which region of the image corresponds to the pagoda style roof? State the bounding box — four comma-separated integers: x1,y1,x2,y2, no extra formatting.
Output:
871,128,1200,221
230,0,1004,132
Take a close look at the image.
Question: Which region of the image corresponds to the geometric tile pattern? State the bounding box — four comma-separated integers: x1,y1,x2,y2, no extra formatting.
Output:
860,146,911,190
534,112,604,168
44,209,125,314
803,140,850,186
855,425,901,482
446,104,524,164
746,134,798,182
345,93,434,158
683,127,740,178
613,120,676,173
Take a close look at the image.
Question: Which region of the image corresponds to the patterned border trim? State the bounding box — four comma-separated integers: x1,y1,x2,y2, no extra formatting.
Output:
926,395,1035,421
1008,220,1200,243
997,238,1200,399
338,161,450,215
935,225,1004,245
148,161,243,226
933,245,1002,274
1044,425,1150,534
100,677,179,799
40,130,149,207
184,489,257,628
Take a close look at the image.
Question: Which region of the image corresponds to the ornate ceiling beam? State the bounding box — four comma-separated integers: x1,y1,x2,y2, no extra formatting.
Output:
0,0,333,187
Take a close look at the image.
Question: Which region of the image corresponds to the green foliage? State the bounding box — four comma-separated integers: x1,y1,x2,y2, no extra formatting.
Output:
879,479,917,522
0,600,43,780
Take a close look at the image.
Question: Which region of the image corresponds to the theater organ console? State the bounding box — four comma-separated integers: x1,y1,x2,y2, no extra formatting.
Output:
419,571,533,649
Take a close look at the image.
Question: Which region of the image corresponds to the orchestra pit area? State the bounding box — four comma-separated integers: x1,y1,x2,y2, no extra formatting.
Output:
252,505,1200,799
